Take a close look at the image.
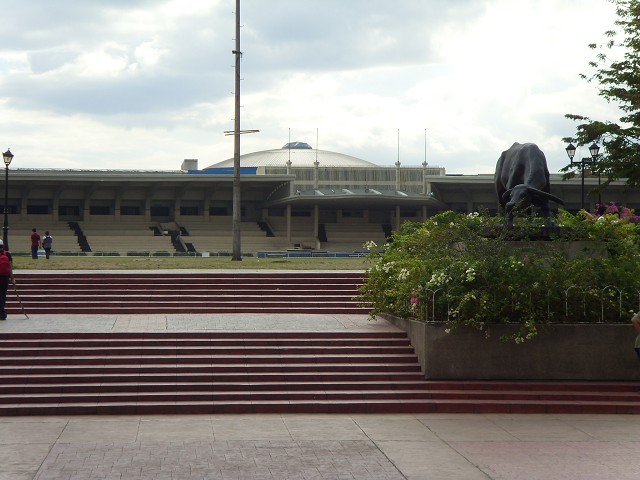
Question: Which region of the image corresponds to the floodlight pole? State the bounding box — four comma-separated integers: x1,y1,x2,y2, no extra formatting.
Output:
228,0,258,261
231,0,242,261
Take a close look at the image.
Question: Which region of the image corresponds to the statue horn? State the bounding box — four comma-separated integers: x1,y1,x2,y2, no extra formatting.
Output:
527,187,564,205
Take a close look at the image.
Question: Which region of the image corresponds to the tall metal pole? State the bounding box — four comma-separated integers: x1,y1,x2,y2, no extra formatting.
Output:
580,162,585,211
1,149,12,251
3,164,8,251
231,0,242,261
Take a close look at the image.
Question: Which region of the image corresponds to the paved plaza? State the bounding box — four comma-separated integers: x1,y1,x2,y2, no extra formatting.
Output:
2,412,640,479
1,309,640,479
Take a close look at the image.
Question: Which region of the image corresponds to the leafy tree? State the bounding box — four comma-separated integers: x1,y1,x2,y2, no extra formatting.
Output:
563,0,640,186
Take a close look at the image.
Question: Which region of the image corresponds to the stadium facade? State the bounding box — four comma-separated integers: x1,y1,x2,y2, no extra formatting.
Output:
4,142,638,255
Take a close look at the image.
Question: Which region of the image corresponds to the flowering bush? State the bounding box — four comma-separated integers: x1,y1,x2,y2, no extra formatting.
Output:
358,209,640,342
601,202,640,222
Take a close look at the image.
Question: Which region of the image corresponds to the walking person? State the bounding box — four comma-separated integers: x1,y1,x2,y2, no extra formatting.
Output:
0,239,13,320
42,231,53,259
30,228,40,259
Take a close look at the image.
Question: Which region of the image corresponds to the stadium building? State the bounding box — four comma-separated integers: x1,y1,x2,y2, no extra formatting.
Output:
4,142,638,256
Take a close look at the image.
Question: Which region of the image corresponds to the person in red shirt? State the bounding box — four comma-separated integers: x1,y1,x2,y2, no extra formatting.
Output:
0,239,13,320
30,228,41,259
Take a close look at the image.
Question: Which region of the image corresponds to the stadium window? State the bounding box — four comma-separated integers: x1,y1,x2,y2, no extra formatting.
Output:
268,208,285,216
150,206,170,217
90,205,111,215
0,204,17,214
400,209,418,217
27,205,49,215
180,206,199,216
59,206,80,217
342,210,363,218
120,206,141,215
209,207,229,216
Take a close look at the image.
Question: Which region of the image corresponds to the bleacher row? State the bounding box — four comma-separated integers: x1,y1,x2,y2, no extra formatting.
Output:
6,216,389,256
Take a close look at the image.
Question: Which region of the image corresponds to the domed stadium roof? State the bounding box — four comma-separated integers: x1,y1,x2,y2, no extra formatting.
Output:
206,143,378,169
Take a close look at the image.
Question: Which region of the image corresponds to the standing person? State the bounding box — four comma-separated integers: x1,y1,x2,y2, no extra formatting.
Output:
0,239,13,320
30,228,40,259
42,231,53,260
632,312,640,361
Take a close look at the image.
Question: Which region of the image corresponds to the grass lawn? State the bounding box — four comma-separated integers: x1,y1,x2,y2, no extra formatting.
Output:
11,255,370,271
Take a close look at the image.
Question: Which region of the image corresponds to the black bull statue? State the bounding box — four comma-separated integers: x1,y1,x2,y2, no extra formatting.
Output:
494,142,564,225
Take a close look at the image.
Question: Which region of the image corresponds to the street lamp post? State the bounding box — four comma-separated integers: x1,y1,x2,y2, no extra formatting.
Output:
2,149,13,250
565,142,600,211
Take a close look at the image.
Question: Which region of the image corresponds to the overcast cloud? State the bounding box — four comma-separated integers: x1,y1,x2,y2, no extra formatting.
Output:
0,0,621,173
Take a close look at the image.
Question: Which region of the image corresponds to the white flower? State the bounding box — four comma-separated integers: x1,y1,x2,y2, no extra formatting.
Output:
464,267,476,282
363,240,378,250
428,272,451,287
398,268,410,280
382,262,395,273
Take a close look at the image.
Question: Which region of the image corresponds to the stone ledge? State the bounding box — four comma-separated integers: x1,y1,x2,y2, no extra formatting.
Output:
380,314,640,381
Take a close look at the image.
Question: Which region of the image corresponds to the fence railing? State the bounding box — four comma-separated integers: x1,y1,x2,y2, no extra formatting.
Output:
408,285,640,323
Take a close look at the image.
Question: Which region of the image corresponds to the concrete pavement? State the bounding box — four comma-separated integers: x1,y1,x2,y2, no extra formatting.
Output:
2,413,640,479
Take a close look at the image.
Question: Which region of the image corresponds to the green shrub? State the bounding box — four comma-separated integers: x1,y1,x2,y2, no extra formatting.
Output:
358,210,640,342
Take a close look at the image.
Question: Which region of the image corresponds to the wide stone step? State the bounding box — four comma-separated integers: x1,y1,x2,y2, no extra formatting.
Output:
0,380,432,394
0,354,419,366
0,371,426,383
15,270,364,284
0,331,406,339
0,345,415,356
1,398,639,415
0,390,437,404
6,308,368,316
10,288,359,295
0,338,410,348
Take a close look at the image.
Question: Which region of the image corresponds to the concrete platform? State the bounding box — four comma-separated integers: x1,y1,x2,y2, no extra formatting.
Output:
0,312,393,333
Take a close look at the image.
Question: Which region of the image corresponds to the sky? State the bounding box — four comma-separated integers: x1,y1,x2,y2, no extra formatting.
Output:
0,0,623,174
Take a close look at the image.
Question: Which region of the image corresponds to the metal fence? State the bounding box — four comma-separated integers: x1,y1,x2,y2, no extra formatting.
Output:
409,285,640,323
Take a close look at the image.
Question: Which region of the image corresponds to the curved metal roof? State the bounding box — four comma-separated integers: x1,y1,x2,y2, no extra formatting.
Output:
206,146,378,169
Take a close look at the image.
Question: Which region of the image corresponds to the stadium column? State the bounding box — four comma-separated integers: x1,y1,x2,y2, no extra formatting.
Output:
395,205,401,232
174,196,181,223
286,204,292,244
114,195,120,221
52,193,59,223
83,197,90,222
313,204,319,244
203,192,211,222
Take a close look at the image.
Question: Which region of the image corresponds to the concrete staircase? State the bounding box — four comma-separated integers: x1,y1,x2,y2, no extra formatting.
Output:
0,331,639,415
1,271,638,415
7,271,368,315
0,331,427,415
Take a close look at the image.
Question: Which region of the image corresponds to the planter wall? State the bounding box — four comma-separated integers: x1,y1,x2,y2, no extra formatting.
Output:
380,314,640,380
